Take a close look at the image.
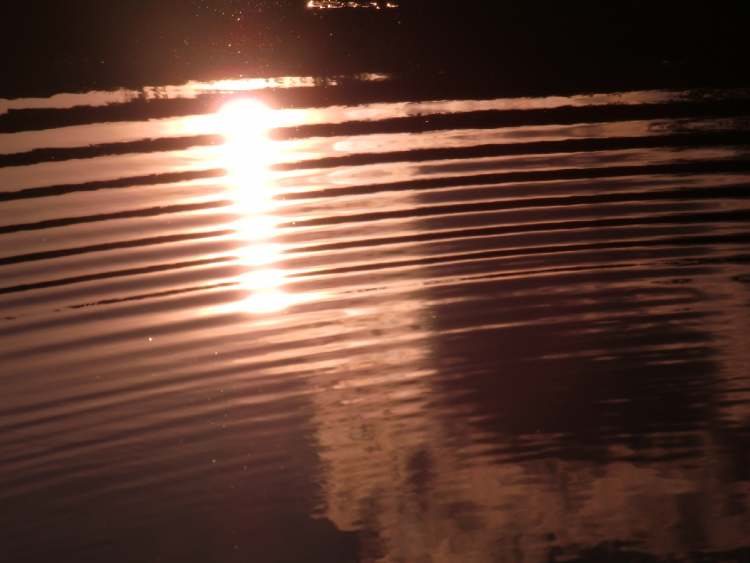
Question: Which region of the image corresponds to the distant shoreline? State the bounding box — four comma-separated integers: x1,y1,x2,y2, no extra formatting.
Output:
3,1,749,98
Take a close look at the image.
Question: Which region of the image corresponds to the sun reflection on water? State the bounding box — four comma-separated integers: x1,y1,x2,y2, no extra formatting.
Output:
214,98,298,314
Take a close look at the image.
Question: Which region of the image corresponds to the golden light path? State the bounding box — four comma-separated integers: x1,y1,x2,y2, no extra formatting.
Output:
214,98,303,315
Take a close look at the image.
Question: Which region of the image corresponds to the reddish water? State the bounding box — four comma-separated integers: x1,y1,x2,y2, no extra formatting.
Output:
2,78,750,562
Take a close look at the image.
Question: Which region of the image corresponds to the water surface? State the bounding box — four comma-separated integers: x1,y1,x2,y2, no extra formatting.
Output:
1,77,750,562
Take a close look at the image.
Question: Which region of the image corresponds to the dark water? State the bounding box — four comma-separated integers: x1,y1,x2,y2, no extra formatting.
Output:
2,76,750,562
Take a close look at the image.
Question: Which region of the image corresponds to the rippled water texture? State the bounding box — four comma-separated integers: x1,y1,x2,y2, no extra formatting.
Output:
2,78,750,562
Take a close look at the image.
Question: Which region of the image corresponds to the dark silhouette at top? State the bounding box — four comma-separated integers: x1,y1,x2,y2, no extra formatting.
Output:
2,1,749,97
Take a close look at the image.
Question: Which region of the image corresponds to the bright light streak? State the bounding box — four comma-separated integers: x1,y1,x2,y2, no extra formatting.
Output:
214,98,297,314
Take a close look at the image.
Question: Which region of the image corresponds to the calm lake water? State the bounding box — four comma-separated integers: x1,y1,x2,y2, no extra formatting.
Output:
1,75,750,562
